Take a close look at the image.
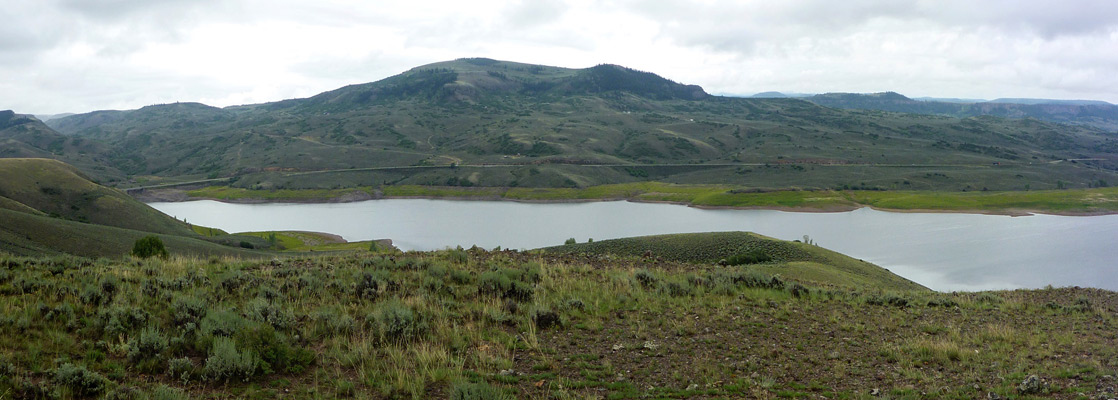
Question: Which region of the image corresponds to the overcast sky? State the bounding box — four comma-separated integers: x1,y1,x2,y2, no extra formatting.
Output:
3,0,1117,115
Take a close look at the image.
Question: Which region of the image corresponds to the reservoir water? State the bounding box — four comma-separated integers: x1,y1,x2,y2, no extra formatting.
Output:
149,199,1118,292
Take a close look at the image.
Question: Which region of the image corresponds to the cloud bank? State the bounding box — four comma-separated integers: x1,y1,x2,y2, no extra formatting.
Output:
3,0,1116,114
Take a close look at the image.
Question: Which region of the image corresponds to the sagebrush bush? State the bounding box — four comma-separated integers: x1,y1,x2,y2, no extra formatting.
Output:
478,268,535,301
171,296,206,326
53,363,109,397
200,309,247,338
245,297,296,331
203,337,257,382
634,269,658,288
128,326,169,363
234,323,313,374
370,301,428,343
131,236,169,259
167,357,195,384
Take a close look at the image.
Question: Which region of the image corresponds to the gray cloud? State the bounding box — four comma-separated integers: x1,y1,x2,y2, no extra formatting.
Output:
1,0,1116,114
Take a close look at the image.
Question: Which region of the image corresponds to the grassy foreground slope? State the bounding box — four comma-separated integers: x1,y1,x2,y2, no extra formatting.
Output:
1,248,1115,399
542,232,927,291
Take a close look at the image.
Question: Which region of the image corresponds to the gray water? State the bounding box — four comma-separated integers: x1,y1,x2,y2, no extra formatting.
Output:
149,199,1118,292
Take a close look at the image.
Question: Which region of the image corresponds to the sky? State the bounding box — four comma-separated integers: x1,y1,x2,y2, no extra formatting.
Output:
3,0,1118,115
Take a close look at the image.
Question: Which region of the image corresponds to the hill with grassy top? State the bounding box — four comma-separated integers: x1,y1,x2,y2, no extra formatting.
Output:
0,158,194,236
542,231,927,291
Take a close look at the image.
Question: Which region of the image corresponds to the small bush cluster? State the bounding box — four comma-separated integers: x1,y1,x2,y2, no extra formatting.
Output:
203,337,258,382
478,266,538,301
53,363,109,397
370,301,428,343
722,249,773,266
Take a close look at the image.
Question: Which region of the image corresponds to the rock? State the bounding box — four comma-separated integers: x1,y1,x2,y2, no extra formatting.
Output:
499,369,515,376
643,340,659,350
612,343,625,351
1018,375,1043,395
686,384,699,391
987,392,1002,400
870,388,881,396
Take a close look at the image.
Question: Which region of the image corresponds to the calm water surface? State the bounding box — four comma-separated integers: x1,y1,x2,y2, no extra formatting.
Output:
149,199,1118,292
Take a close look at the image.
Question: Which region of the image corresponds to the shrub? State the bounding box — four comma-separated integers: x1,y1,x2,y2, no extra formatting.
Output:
531,307,560,329
564,238,577,245
128,326,169,364
725,249,772,266
167,357,195,384
634,269,658,288
234,323,314,374
200,309,247,338
53,363,109,397
478,268,535,301
131,236,169,259
245,298,296,331
370,301,427,343
203,337,257,382
787,282,809,298
171,296,206,326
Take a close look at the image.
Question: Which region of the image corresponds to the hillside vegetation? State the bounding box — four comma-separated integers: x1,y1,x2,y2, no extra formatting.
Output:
0,158,193,235
18,57,1117,193
542,232,927,291
1,245,1115,399
808,92,1118,131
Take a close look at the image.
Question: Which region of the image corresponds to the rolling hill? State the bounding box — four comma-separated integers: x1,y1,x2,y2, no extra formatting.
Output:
0,158,262,257
542,231,927,292
6,57,1114,192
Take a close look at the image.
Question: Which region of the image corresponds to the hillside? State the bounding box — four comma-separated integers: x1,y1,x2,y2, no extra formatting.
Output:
0,111,123,183
542,231,927,291
1,248,1115,399
0,158,194,235
18,58,1118,193
808,92,1118,130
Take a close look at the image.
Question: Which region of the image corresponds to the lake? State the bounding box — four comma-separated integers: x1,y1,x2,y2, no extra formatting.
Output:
149,199,1118,292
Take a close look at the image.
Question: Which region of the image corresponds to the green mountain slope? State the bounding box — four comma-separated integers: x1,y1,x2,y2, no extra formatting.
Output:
33,58,1118,191
0,111,123,183
0,158,194,235
808,92,1118,130
542,231,927,291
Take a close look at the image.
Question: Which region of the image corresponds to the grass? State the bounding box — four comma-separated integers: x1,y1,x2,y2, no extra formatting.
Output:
185,186,378,202
2,247,1114,399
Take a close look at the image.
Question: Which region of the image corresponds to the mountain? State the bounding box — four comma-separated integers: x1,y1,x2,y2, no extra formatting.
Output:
0,110,124,183
807,92,1118,130
986,98,1113,106
749,91,814,98
19,58,1118,192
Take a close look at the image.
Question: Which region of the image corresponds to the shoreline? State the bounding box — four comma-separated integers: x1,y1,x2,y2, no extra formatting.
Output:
137,187,1118,217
